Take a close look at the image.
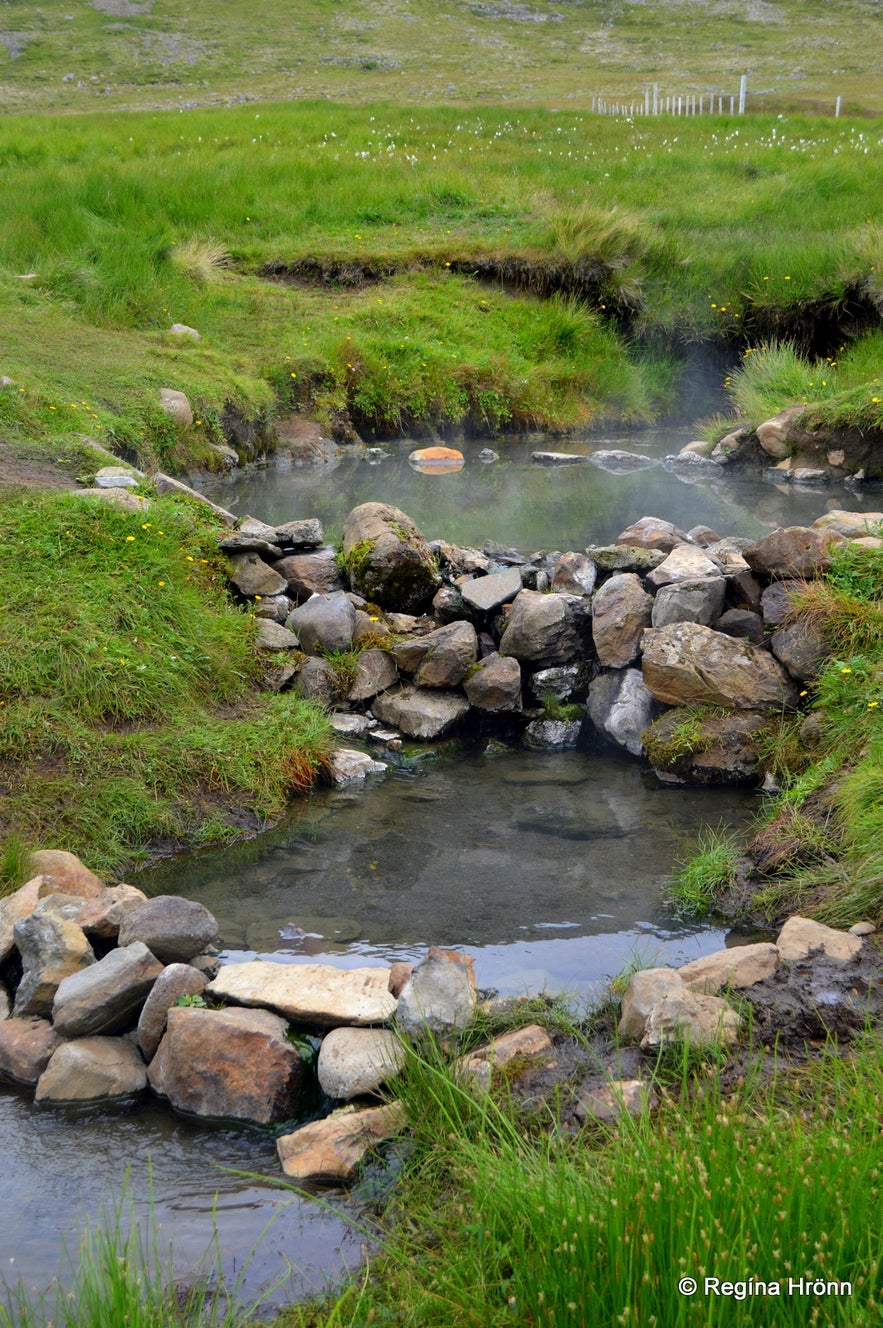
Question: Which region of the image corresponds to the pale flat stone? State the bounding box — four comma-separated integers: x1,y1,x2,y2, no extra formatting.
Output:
678,943,779,994
641,989,741,1049
460,567,523,614
328,749,387,783
646,545,722,588
461,1023,555,1090
206,961,396,1027
776,916,863,963
35,1037,147,1103
317,1027,406,1099
576,1079,658,1123
618,968,684,1042
277,1103,406,1182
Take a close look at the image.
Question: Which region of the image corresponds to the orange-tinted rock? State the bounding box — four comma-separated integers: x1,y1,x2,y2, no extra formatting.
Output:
408,447,465,473
30,851,104,900
277,1103,406,1182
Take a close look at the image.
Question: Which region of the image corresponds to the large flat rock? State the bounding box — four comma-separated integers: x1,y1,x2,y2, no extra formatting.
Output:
277,1103,406,1183
207,961,397,1027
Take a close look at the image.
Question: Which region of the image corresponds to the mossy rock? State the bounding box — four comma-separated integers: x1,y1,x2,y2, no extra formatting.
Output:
341,502,440,613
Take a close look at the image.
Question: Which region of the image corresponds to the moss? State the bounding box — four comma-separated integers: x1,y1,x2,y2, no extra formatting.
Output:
642,708,711,767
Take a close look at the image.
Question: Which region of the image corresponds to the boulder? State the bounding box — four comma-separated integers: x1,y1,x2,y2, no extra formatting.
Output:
463,653,523,712
348,649,398,702
678,943,780,994
524,718,583,750
770,619,829,681
775,916,863,963
499,590,586,667
277,1102,406,1183
294,657,338,704
232,516,280,544
460,1024,555,1091
118,896,218,964
29,850,104,899
614,516,689,553
396,947,476,1037
206,961,397,1027
13,912,95,1018
254,595,294,625
371,686,470,740
136,963,209,1061
328,749,388,783
459,567,523,614
317,1027,406,1099
714,609,765,645
528,664,581,703
227,552,288,599
148,1006,303,1125
760,579,805,627
341,503,440,612
643,707,771,785
285,592,356,655
52,941,165,1037
812,510,883,539
74,884,149,941
275,518,325,547
587,668,655,757
551,552,597,597
743,526,844,580
618,968,684,1042
650,577,726,628
587,545,667,573
0,1017,59,1085
591,573,653,668
158,388,193,427
35,1037,147,1104
413,622,478,688
255,619,301,650
432,585,466,624
646,546,722,589
755,406,805,459
641,988,740,1049
0,875,42,963
641,622,797,710
432,541,490,577
274,550,344,599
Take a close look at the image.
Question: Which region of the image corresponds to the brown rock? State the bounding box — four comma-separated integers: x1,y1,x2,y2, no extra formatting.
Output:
640,989,741,1049
13,912,95,1017
118,896,218,964
35,1037,147,1103
460,1023,555,1090
226,552,288,598
29,851,104,899
0,875,42,963
743,526,845,580
614,516,689,553
206,961,397,1026
388,962,413,998
591,573,654,668
277,1102,406,1183
413,622,478,689
641,622,798,710
0,1017,59,1085
348,649,398,702
678,943,779,994
618,968,684,1042
770,619,829,681
576,1079,658,1124
775,916,863,963
463,652,523,712
274,550,344,599
498,590,586,667
74,884,149,941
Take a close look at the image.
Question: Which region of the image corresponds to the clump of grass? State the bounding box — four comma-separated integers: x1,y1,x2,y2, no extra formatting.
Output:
670,823,740,914
169,237,230,286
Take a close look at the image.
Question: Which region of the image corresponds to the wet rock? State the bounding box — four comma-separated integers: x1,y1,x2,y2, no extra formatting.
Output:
770,619,829,681
651,576,726,628
35,1037,147,1104
714,609,765,645
274,550,344,599
590,449,658,472
499,590,586,667
285,591,356,655
646,545,722,589
118,897,218,965
227,552,288,598
551,552,597,597
137,963,208,1061
396,947,477,1037
591,573,653,668
408,445,464,470
52,942,164,1037
13,913,95,1018
587,668,655,757
317,1027,406,1099
341,503,440,612
328,749,387,783
775,916,863,964
277,1102,406,1183
530,451,589,466
329,713,375,739
463,653,522,712
348,649,398,702
743,526,844,580
460,1024,555,1091
29,851,104,899
587,545,667,573
459,567,523,614
413,622,478,689
0,1018,59,1085
618,968,684,1042
371,685,470,740
575,1079,657,1124
614,516,689,553
207,961,397,1027
641,622,797,710
524,718,583,750
275,518,324,547
148,1006,303,1125
677,943,780,994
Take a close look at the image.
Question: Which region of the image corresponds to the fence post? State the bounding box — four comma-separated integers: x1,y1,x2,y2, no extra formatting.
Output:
653,83,658,114
835,95,842,117
739,74,747,114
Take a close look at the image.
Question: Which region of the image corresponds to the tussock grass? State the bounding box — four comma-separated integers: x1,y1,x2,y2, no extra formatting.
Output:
670,824,740,915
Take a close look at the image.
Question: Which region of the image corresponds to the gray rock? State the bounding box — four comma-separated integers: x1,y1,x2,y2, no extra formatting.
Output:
459,567,523,614
227,552,288,598
35,1037,147,1104
0,876,42,963
645,545,722,589
530,451,589,466
329,712,376,738
317,1027,406,1100
529,664,580,703
650,576,726,628
770,619,829,681
589,449,658,472
217,533,282,558
551,552,597,597
463,653,522,712
94,466,140,489
587,545,667,573
236,517,280,543
294,656,338,704
760,579,805,627
328,749,388,783
0,1018,59,1085
432,585,466,623
13,913,95,1018
158,388,192,426
499,590,587,667
523,718,583,750
371,686,470,740
341,502,440,612
587,668,655,756
153,474,237,526
255,619,301,650
52,942,165,1037
714,609,765,645
274,549,344,598
396,947,476,1037
413,622,478,689
169,323,200,341
743,526,844,580
591,573,653,668
137,963,209,1061
432,541,490,577
275,518,324,547
118,896,218,964
643,707,771,785
285,592,356,655
348,648,398,702
642,622,798,710
614,516,690,553
207,961,396,1026
252,594,294,623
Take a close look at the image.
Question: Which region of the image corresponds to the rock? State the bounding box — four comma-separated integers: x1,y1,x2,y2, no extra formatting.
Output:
529,664,581,703
169,323,200,341
76,486,150,511
714,609,765,645
206,961,397,1027
353,609,392,644
641,622,798,710
641,988,741,1049
687,525,722,545
524,717,583,749
408,446,464,470
396,947,476,1037
235,517,280,544
463,653,522,712
254,594,298,624
760,579,805,628
0,1018,59,1085
646,545,722,588
413,622,478,688
477,448,499,463
575,1079,657,1124
74,884,149,941
499,590,586,667
13,913,95,1018
348,649,398,702
812,510,883,539
775,916,863,963
650,576,727,628
591,573,653,668
317,1027,406,1099
770,619,829,681
432,586,466,623
208,443,239,470
118,897,217,964
277,1102,406,1183
432,541,490,577
388,962,413,998
0,985,7,1020
460,1024,555,1090
255,619,301,650
551,552,597,597
677,943,780,993
711,425,752,461
328,749,387,783
0,875,42,963
587,545,667,573
755,406,805,459
274,550,344,598
590,449,658,472
94,466,140,489
294,657,338,704
285,592,356,655
275,518,325,547
643,708,770,785
227,552,288,598
52,942,165,1037
618,968,684,1042
341,503,440,612
459,567,523,614
614,516,690,553
137,963,208,1061
587,668,655,757
743,526,844,580
158,388,193,427
371,685,470,740
849,921,876,937
329,713,374,739
148,1006,303,1125
153,474,237,526
35,1037,147,1104
29,850,104,899
530,451,589,466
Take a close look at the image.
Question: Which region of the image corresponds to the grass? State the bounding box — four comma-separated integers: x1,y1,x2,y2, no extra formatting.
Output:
670,825,740,916
0,489,332,886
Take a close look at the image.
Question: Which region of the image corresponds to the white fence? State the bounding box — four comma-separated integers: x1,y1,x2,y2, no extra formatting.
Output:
588,76,845,118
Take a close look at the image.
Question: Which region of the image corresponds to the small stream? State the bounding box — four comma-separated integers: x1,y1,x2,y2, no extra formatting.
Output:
4,425,879,1313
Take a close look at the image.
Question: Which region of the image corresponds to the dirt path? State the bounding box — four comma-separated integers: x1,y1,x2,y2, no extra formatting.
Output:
0,441,81,492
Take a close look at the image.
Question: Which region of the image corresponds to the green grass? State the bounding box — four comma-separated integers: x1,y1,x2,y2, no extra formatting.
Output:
0,489,331,885
670,825,740,915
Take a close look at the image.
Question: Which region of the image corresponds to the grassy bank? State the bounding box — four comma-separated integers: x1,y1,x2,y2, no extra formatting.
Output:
0,488,331,886
0,106,881,461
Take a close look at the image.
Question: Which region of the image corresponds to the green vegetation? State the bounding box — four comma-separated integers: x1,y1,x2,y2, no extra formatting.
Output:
670,824,740,915
725,336,883,437
0,489,331,887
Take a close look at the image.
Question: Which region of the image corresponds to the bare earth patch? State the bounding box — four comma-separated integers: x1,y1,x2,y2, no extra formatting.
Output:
0,441,80,492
